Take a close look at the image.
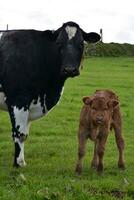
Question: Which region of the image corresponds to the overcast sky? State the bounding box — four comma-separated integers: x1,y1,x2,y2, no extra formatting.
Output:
0,0,134,44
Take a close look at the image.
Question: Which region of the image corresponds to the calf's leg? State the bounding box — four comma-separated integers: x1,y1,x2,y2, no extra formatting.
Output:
113,125,125,169
97,134,108,172
113,110,125,169
91,140,98,169
75,129,88,175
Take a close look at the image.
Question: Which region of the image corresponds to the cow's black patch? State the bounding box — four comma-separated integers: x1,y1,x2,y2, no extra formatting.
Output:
40,94,46,113
0,85,3,92
14,142,21,167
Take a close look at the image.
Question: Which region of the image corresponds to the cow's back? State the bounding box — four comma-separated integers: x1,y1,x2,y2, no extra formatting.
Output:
0,30,60,97
0,30,58,78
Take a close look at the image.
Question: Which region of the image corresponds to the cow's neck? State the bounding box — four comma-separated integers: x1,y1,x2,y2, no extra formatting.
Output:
27,77,66,121
45,77,66,111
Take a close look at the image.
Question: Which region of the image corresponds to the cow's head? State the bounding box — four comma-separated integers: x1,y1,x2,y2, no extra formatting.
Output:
83,96,119,126
53,22,100,78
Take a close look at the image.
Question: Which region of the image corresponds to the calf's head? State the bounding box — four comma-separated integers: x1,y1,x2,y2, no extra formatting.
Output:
53,22,100,78
83,96,119,126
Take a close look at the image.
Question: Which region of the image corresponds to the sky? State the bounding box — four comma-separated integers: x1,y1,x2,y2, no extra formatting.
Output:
0,0,134,44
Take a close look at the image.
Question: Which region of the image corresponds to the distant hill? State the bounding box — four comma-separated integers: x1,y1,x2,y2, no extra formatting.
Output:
85,42,134,57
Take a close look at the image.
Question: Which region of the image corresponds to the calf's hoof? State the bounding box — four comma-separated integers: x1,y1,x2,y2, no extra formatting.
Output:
91,161,98,170
97,164,103,173
75,165,82,175
118,163,125,170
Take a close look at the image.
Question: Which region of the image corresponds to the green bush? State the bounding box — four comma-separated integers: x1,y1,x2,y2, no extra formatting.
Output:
85,42,134,57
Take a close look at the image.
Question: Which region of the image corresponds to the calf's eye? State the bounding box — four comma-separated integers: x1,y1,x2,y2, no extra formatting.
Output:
104,108,108,111
92,107,96,111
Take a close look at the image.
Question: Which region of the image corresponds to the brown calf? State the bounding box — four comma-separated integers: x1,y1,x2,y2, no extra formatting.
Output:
75,89,125,174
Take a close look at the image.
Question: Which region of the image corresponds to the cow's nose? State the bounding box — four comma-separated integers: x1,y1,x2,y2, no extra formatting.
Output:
62,67,79,77
64,67,76,74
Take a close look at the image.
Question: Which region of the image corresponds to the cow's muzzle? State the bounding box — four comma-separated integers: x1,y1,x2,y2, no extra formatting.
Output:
61,67,80,77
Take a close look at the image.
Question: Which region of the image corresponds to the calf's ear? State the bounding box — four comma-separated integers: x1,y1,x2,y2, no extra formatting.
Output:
112,100,119,108
83,97,92,105
108,100,119,109
82,31,100,43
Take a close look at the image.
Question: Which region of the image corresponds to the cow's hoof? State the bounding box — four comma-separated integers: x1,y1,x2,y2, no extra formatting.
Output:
14,160,27,168
19,160,27,167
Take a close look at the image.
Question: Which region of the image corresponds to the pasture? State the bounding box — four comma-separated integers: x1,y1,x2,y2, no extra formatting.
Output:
0,57,134,200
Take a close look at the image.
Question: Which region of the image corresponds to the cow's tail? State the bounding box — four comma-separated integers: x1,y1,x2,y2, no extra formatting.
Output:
0,47,3,91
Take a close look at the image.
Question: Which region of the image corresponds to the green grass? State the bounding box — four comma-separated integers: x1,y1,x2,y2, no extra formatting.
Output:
0,57,134,200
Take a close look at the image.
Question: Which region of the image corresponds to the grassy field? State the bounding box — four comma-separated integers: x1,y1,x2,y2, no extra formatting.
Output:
0,57,134,200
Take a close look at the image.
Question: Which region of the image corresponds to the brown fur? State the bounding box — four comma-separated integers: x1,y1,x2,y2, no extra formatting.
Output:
75,89,125,174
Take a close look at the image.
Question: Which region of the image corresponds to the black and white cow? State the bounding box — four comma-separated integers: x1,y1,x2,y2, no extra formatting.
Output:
0,21,100,167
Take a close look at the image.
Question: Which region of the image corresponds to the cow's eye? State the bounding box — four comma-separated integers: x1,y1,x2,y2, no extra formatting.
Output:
56,41,62,48
79,42,83,49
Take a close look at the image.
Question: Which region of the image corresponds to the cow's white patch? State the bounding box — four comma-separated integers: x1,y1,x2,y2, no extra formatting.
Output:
14,107,29,134
65,26,77,40
0,32,3,40
29,95,48,121
0,92,8,111
15,137,26,167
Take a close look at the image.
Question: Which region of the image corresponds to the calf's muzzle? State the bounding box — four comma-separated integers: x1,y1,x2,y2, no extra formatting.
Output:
95,115,104,125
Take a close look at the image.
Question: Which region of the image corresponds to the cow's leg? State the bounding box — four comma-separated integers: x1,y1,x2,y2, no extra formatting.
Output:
8,106,29,167
112,110,125,169
75,129,88,175
91,140,98,169
97,134,108,172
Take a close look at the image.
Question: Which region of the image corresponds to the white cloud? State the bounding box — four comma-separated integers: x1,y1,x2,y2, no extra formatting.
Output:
0,0,134,43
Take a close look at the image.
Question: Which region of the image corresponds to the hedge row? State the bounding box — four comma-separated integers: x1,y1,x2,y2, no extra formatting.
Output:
85,42,134,57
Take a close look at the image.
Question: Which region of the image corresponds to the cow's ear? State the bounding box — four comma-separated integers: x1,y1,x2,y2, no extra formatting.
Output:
43,29,61,41
52,28,61,40
83,96,92,105
108,100,119,109
82,31,100,43
43,30,55,40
